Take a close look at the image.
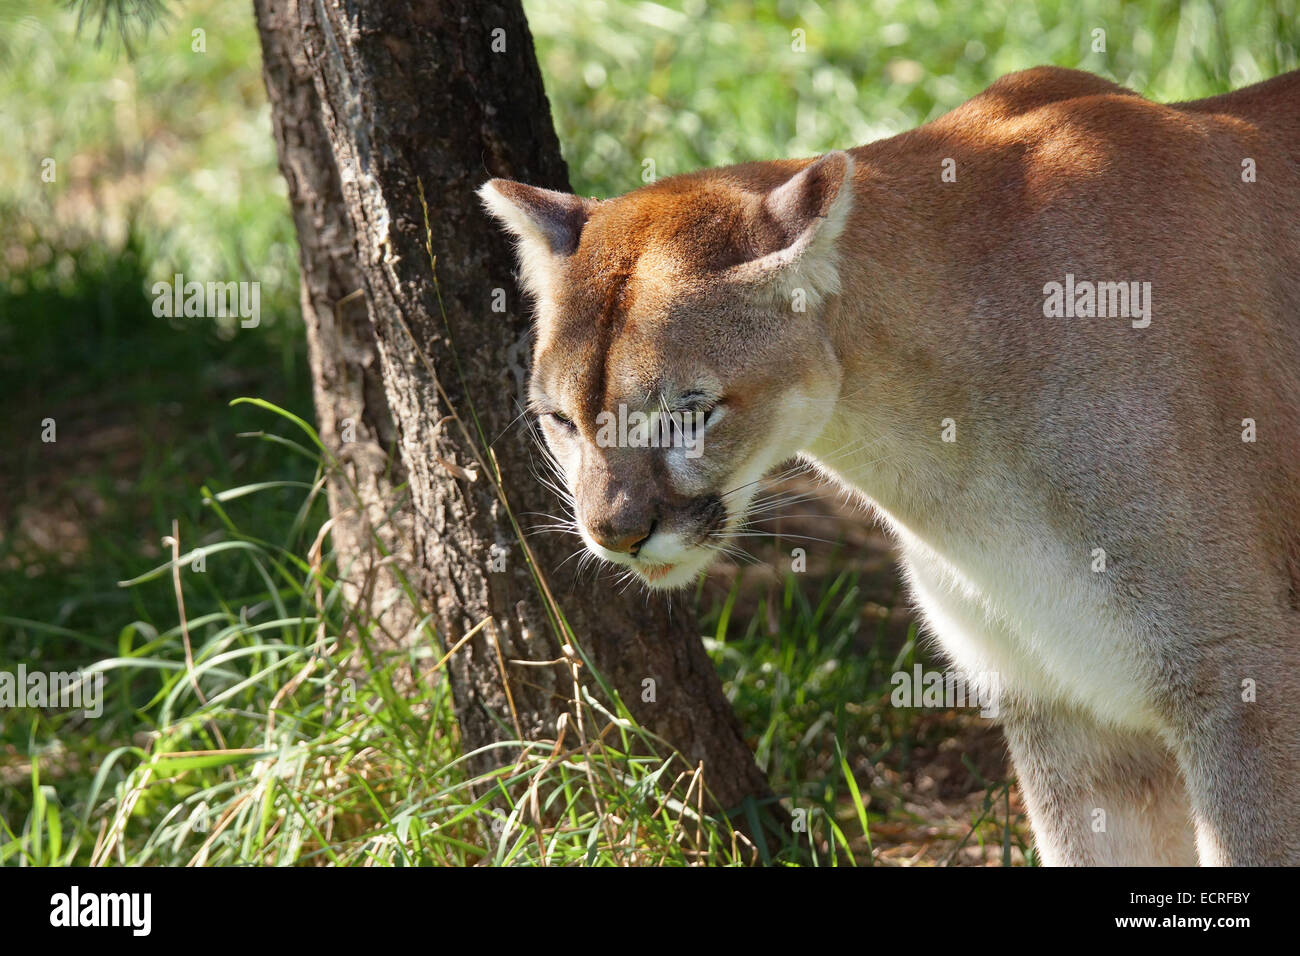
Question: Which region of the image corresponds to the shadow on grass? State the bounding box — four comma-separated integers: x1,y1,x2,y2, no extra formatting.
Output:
0,224,318,663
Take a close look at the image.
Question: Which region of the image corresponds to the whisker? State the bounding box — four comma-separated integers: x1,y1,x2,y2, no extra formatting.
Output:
744,491,826,516
742,513,844,524
712,531,843,546
489,399,537,448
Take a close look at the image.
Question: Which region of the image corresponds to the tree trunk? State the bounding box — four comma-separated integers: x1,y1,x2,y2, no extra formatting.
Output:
254,0,422,689
253,0,777,828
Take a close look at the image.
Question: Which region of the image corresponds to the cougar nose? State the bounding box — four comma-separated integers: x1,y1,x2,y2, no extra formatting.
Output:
591,520,655,556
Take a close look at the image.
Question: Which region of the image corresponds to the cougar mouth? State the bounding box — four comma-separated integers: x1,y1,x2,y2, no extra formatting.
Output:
639,562,678,582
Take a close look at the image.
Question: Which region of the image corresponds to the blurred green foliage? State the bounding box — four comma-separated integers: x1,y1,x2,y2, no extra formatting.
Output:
0,0,296,302
528,0,1299,195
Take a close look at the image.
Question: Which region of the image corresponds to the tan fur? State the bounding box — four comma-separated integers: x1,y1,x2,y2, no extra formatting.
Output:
481,67,1300,864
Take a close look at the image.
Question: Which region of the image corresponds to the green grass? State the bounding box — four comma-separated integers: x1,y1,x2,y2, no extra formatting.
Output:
4,0,1296,865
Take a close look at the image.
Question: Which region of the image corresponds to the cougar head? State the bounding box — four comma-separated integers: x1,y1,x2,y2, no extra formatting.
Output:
479,151,854,589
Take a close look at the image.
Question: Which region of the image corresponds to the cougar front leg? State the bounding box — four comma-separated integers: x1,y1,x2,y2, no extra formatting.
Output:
1166,671,1300,865
1002,704,1198,866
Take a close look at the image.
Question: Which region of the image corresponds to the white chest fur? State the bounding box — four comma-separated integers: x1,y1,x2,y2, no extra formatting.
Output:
803,439,1167,735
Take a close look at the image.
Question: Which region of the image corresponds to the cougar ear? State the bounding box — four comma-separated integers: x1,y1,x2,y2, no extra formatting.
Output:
478,180,596,299
727,150,855,307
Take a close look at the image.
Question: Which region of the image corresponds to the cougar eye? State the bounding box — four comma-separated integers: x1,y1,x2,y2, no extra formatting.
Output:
546,411,576,431
675,392,722,426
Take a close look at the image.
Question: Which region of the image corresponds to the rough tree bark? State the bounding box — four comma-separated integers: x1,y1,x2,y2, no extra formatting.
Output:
255,0,422,687
254,0,777,823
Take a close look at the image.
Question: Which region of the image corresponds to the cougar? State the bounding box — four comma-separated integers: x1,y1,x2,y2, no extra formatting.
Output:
480,66,1300,866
